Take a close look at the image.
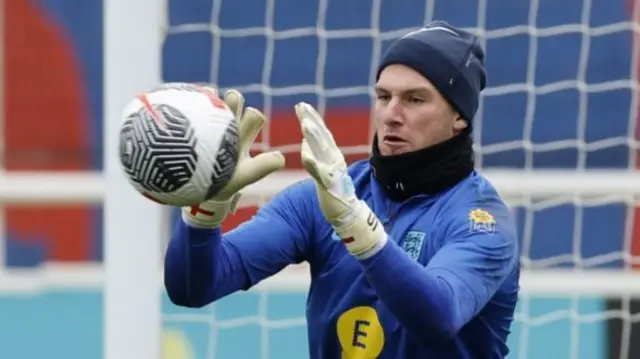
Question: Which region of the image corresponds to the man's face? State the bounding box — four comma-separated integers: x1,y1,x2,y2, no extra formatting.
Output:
373,64,468,156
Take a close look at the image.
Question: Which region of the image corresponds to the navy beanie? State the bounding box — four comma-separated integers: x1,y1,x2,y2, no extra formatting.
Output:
376,21,487,124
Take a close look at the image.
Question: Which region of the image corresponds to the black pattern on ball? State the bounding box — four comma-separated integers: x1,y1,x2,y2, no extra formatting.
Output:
205,120,240,199
119,104,198,193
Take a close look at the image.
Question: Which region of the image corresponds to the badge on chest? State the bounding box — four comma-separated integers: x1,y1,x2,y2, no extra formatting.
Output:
400,230,426,262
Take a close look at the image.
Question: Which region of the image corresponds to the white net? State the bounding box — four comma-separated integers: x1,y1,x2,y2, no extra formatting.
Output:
156,0,640,358
3,0,640,358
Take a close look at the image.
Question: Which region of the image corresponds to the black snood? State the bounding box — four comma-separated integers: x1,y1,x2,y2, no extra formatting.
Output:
369,132,474,202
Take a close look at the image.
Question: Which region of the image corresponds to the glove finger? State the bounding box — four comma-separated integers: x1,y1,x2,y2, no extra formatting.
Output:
237,107,266,156
295,102,339,148
301,140,329,188
300,117,333,163
295,102,324,126
223,89,245,120
221,151,285,195
301,152,323,187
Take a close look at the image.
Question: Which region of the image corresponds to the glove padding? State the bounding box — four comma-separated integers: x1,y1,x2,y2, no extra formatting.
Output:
183,88,285,228
295,102,387,259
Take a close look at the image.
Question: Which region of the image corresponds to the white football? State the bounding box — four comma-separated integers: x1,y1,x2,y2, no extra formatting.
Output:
118,83,240,207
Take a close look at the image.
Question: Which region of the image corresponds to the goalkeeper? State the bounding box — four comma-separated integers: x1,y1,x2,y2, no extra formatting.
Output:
165,20,519,359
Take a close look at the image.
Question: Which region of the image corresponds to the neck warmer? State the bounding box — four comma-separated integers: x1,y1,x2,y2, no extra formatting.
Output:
369,132,474,202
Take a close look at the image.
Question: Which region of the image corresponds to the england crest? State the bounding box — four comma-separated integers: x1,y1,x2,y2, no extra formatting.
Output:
401,231,426,261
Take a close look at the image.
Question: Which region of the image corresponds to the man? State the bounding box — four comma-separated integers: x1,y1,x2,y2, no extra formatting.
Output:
164,20,520,358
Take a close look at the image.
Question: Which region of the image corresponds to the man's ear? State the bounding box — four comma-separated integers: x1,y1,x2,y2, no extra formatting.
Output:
452,114,468,132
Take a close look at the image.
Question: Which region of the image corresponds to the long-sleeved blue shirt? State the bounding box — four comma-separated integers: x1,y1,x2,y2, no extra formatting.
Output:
164,160,520,358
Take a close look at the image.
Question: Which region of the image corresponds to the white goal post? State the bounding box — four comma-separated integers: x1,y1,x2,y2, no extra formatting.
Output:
102,0,164,358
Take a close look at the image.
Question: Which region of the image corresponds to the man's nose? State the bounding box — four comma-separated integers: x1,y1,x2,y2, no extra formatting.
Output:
381,98,404,126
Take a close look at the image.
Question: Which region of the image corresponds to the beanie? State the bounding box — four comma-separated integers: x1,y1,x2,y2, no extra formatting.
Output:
376,20,487,124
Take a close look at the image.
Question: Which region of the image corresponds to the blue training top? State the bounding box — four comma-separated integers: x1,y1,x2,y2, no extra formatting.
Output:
164,159,520,359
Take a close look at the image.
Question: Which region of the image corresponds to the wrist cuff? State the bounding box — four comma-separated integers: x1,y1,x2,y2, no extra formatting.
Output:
334,200,389,259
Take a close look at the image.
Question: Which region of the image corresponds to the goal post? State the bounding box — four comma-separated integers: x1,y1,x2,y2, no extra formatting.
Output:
103,0,164,358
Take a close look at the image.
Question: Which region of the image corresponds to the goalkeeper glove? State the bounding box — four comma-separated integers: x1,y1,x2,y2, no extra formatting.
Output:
294,102,388,259
182,88,285,228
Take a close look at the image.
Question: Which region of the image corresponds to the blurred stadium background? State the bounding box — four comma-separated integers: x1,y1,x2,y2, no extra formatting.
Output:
2,0,640,358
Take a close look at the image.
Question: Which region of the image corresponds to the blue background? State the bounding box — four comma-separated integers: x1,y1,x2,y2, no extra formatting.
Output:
2,0,638,358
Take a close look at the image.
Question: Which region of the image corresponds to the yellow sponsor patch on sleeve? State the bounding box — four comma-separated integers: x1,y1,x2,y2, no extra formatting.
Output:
468,208,496,234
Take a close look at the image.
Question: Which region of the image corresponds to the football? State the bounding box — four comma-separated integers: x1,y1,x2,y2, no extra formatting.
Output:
118,83,240,207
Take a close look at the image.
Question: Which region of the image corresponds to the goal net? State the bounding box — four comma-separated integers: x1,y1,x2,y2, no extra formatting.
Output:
3,0,640,358
155,0,640,357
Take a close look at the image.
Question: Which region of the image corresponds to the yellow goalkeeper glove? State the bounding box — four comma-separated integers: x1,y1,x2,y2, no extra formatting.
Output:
182,89,285,228
294,102,388,259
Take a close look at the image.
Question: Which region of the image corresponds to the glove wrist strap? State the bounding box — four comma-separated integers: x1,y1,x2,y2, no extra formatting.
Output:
182,194,241,229
333,200,388,260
